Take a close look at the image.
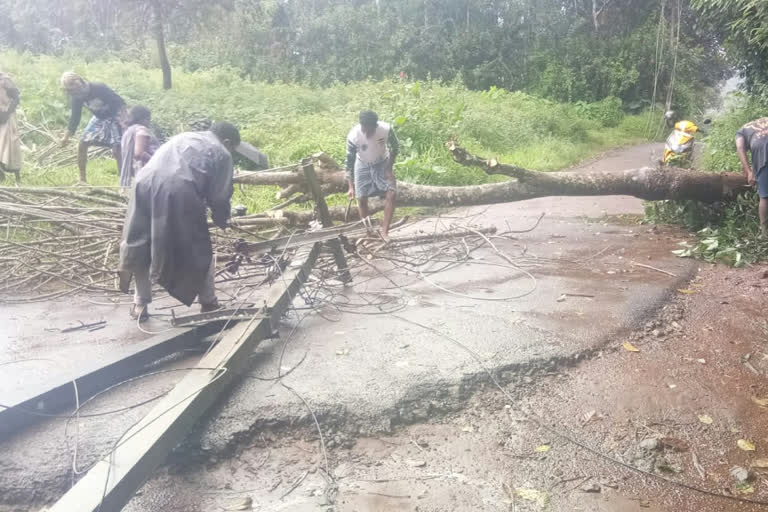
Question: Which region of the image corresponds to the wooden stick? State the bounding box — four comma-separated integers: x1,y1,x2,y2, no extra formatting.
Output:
632,262,678,277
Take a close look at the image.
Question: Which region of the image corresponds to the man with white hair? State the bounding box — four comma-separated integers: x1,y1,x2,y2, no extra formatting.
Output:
60,71,125,183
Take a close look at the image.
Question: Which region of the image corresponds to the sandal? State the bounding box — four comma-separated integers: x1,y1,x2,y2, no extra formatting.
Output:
200,299,222,313
130,304,149,322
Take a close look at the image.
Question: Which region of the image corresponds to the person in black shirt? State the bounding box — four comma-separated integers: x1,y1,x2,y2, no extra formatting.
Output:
736,118,768,235
60,72,125,183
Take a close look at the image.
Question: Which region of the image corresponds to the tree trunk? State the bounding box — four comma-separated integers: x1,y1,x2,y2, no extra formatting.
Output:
592,0,600,31
591,0,614,33
234,147,749,209
149,0,172,90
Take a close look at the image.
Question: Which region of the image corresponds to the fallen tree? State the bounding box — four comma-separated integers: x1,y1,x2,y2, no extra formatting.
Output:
233,143,749,208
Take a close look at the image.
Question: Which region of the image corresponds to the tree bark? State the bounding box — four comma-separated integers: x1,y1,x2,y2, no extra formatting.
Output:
444,142,749,203
235,147,749,210
591,0,614,32
149,0,172,90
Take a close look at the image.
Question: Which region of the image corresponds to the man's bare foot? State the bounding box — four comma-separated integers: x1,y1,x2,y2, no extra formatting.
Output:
379,230,391,243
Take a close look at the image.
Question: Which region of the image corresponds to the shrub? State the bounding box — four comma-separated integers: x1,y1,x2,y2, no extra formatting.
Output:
645,91,768,265
4,50,651,210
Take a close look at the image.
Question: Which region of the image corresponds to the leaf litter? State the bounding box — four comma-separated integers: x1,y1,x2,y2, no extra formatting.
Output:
738,439,756,452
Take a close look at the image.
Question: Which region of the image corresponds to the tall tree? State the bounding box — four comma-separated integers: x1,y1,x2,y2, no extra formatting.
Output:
691,0,768,88
149,0,172,89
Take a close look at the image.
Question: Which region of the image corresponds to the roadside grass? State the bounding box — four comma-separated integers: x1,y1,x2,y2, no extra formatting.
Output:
5,50,651,214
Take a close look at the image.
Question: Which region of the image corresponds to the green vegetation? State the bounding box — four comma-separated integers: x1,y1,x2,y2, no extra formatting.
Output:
7,51,652,212
645,93,768,266
641,1,768,266
691,0,768,90
1,0,727,117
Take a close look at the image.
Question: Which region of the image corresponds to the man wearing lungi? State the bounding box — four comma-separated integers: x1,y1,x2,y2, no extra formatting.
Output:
60,71,125,184
345,110,399,241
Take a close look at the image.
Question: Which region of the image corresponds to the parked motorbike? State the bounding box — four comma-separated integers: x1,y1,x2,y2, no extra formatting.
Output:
662,115,711,166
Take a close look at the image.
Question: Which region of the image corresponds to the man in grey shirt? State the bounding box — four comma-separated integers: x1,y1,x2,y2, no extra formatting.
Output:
736,118,768,235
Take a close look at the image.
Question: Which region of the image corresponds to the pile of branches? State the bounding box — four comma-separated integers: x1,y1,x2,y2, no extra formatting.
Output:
18,117,110,172
295,219,544,321
0,187,283,303
0,186,128,302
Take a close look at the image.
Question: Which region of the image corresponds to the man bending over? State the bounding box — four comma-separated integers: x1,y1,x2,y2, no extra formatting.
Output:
119,122,240,321
736,118,768,236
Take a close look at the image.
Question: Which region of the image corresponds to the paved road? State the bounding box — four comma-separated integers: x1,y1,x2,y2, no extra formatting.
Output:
0,142,701,510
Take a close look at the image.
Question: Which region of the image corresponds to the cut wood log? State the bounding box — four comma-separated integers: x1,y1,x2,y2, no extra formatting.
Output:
233,146,749,207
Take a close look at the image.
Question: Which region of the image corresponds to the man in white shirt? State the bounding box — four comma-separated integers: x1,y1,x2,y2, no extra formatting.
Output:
345,110,399,241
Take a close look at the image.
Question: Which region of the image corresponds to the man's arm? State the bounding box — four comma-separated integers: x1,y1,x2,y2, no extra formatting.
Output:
134,133,153,167
735,134,755,184
345,137,357,199
62,96,84,144
0,86,17,124
208,151,234,228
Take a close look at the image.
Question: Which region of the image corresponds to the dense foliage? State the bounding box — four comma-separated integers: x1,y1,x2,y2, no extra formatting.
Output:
4,51,650,211
691,0,768,89
0,0,728,114
638,1,768,266
645,92,768,266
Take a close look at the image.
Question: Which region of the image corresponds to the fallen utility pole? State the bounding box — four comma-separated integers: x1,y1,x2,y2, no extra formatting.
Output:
49,242,320,512
0,322,225,441
236,219,371,256
170,307,265,328
235,216,409,257
301,158,351,282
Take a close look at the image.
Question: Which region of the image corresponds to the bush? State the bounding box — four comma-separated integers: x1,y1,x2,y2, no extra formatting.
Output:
645,91,768,265
574,97,624,128
647,191,768,267
4,50,652,209
699,93,768,173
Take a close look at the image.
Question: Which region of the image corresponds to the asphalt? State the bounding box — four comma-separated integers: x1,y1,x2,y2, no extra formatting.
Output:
0,142,702,510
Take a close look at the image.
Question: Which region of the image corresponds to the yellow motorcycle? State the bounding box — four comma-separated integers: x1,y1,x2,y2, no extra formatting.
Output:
662,116,711,166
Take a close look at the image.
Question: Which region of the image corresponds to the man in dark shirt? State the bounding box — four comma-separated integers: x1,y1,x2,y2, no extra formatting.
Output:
735,118,768,235
60,71,125,184
119,122,240,320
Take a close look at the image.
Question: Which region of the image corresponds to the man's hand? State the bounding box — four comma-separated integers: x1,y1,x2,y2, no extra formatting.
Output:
748,171,757,186
60,132,71,147
347,184,355,200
